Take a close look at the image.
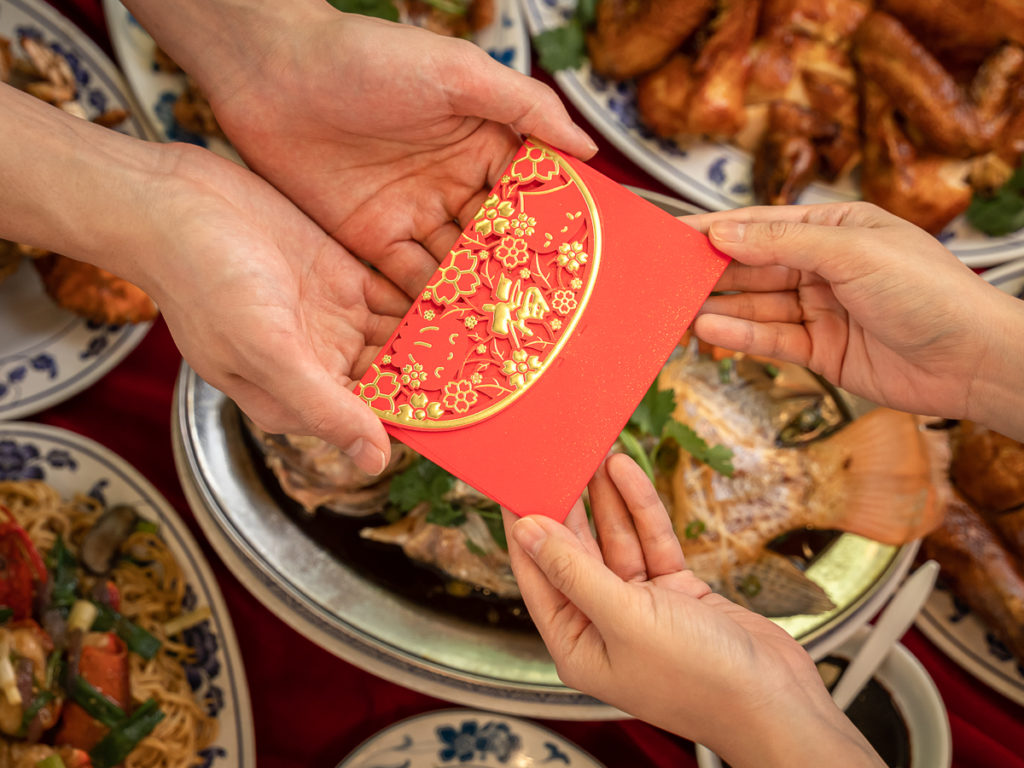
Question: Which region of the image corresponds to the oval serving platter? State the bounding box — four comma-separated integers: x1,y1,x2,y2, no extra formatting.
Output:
0,0,153,420
914,257,1024,707
102,0,531,165
171,188,918,717
518,0,1024,269
0,421,255,766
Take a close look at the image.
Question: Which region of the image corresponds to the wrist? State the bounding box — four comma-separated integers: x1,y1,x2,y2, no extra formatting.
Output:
965,285,1024,439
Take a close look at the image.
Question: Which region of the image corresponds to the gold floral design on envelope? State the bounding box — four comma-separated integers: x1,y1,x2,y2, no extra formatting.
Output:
358,142,602,430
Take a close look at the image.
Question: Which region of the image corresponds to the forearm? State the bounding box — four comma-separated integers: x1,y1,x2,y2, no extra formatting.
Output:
967,284,1024,440
0,83,164,282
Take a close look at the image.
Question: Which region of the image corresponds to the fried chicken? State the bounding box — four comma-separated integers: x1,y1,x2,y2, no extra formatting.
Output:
32,254,158,326
587,0,714,80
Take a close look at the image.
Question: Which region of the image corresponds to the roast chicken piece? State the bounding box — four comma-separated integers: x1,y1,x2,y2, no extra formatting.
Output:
858,80,972,234
923,493,1024,664
878,0,1024,74
587,0,714,80
951,421,1024,514
32,254,158,326
759,0,869,45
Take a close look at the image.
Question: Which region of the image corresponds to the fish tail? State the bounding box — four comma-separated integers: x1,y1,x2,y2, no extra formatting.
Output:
805,409,951,544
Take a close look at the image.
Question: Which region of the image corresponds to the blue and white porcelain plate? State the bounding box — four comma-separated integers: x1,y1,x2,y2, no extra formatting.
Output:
0,0,153,420
0,421,255,766
337,709,605,767
913,258,1024,707
518,0,1024,269
102,0,530,165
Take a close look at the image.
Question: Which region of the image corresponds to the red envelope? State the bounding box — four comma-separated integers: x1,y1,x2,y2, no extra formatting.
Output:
357,140,729,520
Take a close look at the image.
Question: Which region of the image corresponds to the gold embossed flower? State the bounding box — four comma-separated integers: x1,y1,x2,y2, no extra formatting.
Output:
510,145,559,183
511,212,537,238
476,344,487,354
359,365,401,411
400,361,428,389
464,315,478,329
470,372,483,384
474,194,515,237
570,277,583,290
423,310,436,321
557,241,589,272
381,354,392,365
428,249,482,305
519,268,531,279
398,391,444,422
442,379,478,414
551,289,578,316
501,349,542,389
495,236,530,269
551,318,562,331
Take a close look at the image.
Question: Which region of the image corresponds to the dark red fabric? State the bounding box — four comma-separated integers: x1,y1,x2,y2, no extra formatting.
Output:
31,2,1024,764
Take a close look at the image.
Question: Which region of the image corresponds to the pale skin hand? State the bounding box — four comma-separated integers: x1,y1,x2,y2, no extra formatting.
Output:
0,83,404,472
503,454,883,768
686,202,1024,440
124,0,598,298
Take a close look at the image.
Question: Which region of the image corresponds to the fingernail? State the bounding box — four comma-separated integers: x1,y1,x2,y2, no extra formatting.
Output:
709,221,745,243
512,517,546,557
575,125,599,156
345,438,387,476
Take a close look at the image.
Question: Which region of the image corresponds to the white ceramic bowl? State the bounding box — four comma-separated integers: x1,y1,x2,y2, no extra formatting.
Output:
696,625,951,768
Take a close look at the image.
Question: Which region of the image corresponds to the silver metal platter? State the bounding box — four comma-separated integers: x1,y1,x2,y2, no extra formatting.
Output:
171,189,919,718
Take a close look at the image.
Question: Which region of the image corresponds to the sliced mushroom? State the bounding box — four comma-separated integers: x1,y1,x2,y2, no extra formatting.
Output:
79,504,138,575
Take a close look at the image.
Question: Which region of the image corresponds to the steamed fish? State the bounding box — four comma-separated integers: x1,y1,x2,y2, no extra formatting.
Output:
652,344,951,615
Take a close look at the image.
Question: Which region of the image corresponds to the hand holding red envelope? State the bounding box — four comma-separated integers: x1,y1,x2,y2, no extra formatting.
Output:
358,140,729,520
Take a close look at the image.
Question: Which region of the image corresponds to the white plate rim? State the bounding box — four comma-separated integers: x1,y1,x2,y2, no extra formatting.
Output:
517,0,1024,269
0,0,155,420
0,420,255,766
335,707,607,767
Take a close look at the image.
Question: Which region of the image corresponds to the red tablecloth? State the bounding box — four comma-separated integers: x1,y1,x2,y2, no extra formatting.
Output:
28,1,1024,764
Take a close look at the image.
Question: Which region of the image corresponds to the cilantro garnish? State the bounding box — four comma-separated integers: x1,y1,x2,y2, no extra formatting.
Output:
619,379,735,481
967,165,1024,236
533,0,597,73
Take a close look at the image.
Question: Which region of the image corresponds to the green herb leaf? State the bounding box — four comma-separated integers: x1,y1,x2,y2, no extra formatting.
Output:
684,520,706,539
477,508,508,551
389,459,455,513
34,754,66,768
628,380,677,439
425,501,466,528
327,0,400,21
663,421,735,477
967,165,1024,236
534,20,587,73
464,537,487,557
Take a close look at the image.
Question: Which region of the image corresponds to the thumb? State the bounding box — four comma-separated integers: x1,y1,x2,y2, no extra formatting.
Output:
444,45,597,159
510,515,626,628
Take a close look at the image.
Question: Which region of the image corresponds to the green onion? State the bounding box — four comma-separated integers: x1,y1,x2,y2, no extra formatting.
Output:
0,630,21,706
34,755,66,768
763,363,780,379
684,520,706,539
46,536,78,613
617,429,656,482
162,606,211,638
88,699,165,768
67,600,98,634
71,676,125,727
92,604,161,660
718,358,734,384
44,649,62,690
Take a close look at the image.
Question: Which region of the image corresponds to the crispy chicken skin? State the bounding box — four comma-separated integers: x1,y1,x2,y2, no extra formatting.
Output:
636,53,695,137
753,101,832,203
760,0,869,45
587,0,714,80
859,80,972,234
32,254,157,325
878,0,1024,73
924,494,1024,664
951,421,1024,514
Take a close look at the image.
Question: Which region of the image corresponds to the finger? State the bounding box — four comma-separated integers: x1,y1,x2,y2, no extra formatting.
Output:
363,270,413,318
361,311,401,347
421,220,463,264
710,262,800,293
502,509,587,647
367,240,440,300
699,291,805,324
444,42,598,159
605,454,686,578
508,512,627,629
241,358,391,474
692,314,812,366
456,188,490,232
678,201,895,235
589,460,647,582
563,495,602,560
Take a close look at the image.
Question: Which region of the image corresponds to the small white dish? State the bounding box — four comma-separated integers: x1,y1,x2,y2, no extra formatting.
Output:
0,0,153,419
336,708,606,767
696,625,951,768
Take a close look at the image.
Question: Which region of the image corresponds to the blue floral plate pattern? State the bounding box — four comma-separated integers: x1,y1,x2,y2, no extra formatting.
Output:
0,421,255,767
518,0,1024,269
0,0,153,420
913,257,1024,708
101,0,530,165
337,709,605,767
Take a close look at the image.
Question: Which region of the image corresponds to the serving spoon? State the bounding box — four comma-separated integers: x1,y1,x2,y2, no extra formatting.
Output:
829,559,940,711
